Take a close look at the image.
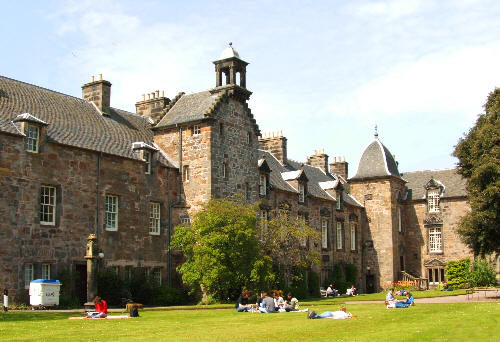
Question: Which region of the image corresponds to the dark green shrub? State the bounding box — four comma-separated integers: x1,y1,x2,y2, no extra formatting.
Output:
332,263,344,283
58,295,79,309
127,271,153,304
446,258,471,288
152,285,183,306
56,268,80,308
97,269,127,306
468,259,497,287
345,264,358,286
290,269,307,299
308,271,320,297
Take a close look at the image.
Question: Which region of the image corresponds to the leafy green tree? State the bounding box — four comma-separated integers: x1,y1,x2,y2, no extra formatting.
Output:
259,207,320,288
453,88,500,256
170,197,273,302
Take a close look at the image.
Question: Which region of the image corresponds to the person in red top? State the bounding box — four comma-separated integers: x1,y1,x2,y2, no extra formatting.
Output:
87,296,108,318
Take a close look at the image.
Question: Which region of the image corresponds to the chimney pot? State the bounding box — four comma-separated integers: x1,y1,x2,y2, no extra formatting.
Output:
161,90,164,97
156,90,160,98
98,74,103,81
142,94,145,101
91,75,95,82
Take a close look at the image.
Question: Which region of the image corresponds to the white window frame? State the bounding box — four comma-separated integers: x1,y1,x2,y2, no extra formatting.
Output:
429,227,442,253
149,202,161,235
259,174,267,196
42,263,51,279
143,150,152,174
105,195,118,231
183,165,190,182
181,216,191,226
336,192,341,210
427,189,440,213
336,221,343,250
25,264,34,289
192,125,201,135
40,185,56,225
428,267,446,286
350,223,356,251
24,123,40,153
321,218,328,249
298,183,305,203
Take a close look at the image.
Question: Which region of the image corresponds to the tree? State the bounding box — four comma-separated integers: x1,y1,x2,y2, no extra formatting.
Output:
453,88,500,256
169,197,273,302
259,207,321,288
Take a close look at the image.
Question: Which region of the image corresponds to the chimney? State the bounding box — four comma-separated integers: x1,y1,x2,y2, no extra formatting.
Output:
306,149,329,173
135,89,170,124
82,74,112,115
330,156,348,180
258,131,287,165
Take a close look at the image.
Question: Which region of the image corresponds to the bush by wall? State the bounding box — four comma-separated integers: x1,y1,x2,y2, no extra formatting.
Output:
468,259,497,287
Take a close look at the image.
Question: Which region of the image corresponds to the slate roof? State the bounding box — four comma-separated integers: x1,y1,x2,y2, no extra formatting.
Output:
258,150,362,206
156,90,221,128
0,75,175,168
351,138,403,180
402,169,467,200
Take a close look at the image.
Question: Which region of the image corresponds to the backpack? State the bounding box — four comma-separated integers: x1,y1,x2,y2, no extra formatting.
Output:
130,306,139,317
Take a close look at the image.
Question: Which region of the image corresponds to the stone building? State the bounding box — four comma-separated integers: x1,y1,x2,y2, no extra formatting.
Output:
0,44,475,302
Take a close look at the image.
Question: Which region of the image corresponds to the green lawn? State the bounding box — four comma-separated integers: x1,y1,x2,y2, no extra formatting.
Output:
1,301,498,341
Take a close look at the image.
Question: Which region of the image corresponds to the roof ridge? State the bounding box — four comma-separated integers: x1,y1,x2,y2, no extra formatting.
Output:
162,91,185,115
0,74,88,103
402,168,458,174
204,91,226,117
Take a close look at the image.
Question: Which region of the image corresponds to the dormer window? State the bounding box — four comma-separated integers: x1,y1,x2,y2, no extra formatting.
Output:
143,150,152,174
336,192,342,210
25,123,40,153
427,189,440,213
132,142,157,175
259,173,267,196
298,183,305,203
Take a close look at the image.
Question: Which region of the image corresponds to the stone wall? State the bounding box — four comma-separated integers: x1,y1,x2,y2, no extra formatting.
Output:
0,133,177,301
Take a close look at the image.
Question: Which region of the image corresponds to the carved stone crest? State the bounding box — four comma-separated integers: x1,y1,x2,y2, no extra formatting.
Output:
424,258,446,267
320,208,331,217
424,214,443,226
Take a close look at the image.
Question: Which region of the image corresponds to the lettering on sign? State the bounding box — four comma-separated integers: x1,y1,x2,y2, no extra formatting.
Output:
21,247,55,258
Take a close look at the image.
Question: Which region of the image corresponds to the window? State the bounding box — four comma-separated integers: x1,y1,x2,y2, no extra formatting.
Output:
336,192,341,210
105,195,118,231
428,267,445,286
143,150,152,174
321,219,328,249
336,222,343,250
428,189,440,213
350,223,356,251
151,268,161,285
181,216,191,225
398,207,402,233
259,174,267,196
429,227,442,253
222,162,227,179
298,183,305,203
149,202,161,235
246,132,251,144
40,185,56,225
192,125,201,135
25,264,34,289
111,266,120,275
219,122,224,136
125,266,133,281
24,123,40,153
183,165,190,182
42,264,51,279
245,182,250,200
260,210,268,230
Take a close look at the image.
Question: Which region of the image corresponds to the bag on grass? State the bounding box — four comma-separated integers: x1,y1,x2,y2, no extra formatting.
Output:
130,307,139,317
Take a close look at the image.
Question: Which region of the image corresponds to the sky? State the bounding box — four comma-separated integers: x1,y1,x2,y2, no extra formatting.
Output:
1,0,499,177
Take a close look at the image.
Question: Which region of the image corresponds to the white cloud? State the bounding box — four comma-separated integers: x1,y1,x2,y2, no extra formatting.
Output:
351,0,426,21
328,43,500,120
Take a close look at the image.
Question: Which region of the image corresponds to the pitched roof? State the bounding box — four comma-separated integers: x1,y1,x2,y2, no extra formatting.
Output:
351,138,402,180
402,169,467,200
0,75,175,168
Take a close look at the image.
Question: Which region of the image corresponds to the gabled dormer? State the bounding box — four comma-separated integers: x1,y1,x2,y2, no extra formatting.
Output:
334,181,344,210
281,168,308,204
12,113,48,153
258,157,271,197
132,142,159,175
424,177,445,213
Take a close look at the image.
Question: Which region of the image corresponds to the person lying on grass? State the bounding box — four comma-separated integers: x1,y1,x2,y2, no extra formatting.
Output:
307,306,356,319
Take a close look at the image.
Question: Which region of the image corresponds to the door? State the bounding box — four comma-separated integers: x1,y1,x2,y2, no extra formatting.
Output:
366,274,376,293
75,264,87,305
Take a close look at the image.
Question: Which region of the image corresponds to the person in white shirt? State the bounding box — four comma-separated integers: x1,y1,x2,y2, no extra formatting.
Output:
307,306,355,319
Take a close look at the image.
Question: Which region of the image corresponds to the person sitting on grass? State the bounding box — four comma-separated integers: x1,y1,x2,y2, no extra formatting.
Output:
235,289,253,312
273,292,285,311
258,291,277,313
395,292,414,308
307,306,356,319
346,285,356,296
87,296,108,318
386,288,397,308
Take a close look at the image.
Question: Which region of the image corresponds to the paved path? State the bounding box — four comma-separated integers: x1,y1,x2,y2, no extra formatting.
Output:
347,293,500,305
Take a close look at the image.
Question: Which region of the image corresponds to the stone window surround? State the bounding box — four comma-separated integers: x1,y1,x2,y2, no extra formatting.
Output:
40,185,56,226
149,202,161,235
259,173,267,196
183,165,190,182
428,226,443,254
24,122,40,153
427,267,445,285
427,189,440,213
350,223,356,251
336,221,343,250
180,215,191,226
143,149,152,174
321,218,328,249
105,194,119,231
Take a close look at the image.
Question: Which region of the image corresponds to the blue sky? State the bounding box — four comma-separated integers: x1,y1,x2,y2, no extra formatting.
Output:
2,0,499,176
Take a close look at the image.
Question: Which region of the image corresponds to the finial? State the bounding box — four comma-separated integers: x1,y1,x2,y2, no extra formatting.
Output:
229,42,232,47
374,125,378,139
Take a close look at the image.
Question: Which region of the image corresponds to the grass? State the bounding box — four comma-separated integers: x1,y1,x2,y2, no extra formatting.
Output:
1,301,499,341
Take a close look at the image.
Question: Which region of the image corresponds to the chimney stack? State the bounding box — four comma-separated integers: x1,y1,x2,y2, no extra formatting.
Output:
258,131,287,165
82,74,112,115
306,149,329,173
135,89,170,124
329,156,348,180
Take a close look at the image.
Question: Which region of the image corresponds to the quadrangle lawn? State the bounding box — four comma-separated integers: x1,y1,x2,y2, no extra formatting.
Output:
0,302,499,342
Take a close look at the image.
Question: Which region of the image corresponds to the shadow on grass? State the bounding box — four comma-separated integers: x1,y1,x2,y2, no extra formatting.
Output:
0,312,74,322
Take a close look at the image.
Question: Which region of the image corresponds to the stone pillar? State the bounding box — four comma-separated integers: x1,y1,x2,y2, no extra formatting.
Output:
84,234,99,303
229,66,236,85
225,71,230,85
240,70,246,88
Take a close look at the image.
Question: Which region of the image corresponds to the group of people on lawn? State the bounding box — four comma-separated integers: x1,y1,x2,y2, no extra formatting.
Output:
236,290,309,313
325,284,357,297
385,288,414,308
